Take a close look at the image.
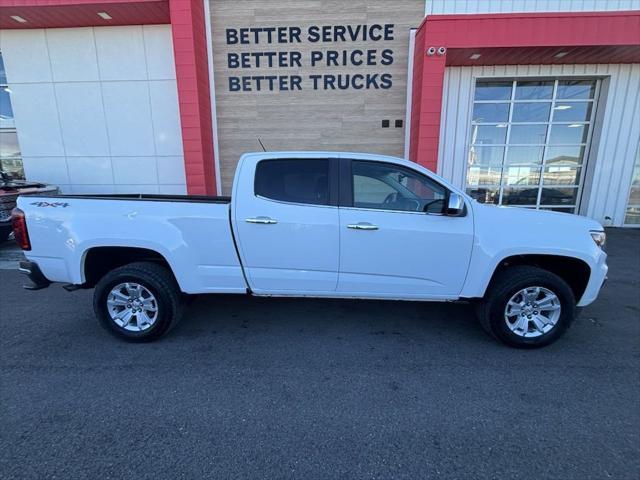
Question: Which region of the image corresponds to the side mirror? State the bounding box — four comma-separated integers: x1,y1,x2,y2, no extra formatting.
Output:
445,193,465,216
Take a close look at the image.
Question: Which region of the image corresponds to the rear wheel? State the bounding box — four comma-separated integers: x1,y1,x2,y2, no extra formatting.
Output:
477,266,576,348
93,262,183,341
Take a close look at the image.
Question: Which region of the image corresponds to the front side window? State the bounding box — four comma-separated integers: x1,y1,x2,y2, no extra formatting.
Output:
255,158,329,206
352,161,446,213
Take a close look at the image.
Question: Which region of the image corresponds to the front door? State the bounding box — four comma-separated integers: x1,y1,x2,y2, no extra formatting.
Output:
233,157,339,293
337,160,474,299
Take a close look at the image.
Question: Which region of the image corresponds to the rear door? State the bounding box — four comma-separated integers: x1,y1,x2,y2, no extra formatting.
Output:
337,158,474,299
233,156,340,294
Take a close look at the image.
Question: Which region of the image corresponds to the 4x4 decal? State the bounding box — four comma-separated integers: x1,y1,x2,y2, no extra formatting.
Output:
30,201,70,208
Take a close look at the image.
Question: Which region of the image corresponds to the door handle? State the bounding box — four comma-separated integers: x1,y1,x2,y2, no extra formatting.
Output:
246,216,277,224
347,222,378,230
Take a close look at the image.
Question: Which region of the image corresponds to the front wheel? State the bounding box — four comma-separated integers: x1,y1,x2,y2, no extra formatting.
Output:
93,262,183,341
477,266,576,348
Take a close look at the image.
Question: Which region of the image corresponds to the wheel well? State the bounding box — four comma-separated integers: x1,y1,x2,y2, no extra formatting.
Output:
489,254,591,301
82,247,172,287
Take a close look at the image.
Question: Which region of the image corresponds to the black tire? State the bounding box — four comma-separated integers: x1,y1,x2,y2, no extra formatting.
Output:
477,266,576,349
93,261,183,342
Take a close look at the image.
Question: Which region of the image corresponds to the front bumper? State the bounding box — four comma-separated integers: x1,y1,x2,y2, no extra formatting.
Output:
18,261,51,290
577,250,608,307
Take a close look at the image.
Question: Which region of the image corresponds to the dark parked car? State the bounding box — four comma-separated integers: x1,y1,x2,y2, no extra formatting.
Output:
0,172,59,242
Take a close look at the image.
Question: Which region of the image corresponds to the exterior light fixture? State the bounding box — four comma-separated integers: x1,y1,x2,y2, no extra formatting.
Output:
10,15,27,23
97,12,112,20
554,105,572,110
568,124,582,128
554,51,569,58
469,53,481,60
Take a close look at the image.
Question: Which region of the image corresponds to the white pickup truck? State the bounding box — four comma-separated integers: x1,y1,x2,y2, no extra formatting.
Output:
12,152,608,348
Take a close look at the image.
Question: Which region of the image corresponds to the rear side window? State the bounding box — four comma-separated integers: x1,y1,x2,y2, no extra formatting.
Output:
255,159,329,205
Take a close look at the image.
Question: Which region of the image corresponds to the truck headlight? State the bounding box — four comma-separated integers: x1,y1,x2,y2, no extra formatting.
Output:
590,231,606,248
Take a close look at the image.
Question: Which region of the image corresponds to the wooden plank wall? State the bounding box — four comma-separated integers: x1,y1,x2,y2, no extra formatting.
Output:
209,0,424,192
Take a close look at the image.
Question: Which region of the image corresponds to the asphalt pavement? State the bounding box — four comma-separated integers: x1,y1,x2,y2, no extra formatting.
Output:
1,229,639,479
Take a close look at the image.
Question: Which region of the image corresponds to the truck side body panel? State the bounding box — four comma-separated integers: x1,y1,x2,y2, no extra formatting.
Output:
19,196,247,294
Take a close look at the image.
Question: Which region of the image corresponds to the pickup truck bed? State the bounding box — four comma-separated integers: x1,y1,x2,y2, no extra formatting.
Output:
20,193,247,294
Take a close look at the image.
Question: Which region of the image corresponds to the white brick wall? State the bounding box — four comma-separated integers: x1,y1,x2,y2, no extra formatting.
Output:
0,25,187,194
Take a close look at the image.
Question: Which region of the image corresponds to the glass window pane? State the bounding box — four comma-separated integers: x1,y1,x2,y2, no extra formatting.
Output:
543,165,581,186
557,80,596,99
468,146,504,166
552,102,592,122
512,102,551,122
624,206,640,224
545,146,584,165
467,166,503,186
540,187,578,205
0,54,6,84
0,158,24,180
510,124,547,144
472,103,509,123
474,81,512,101
0,130,20,158
352,161,446,213
515,81,553,100
0,87,14,128
254,158,329,205
503,166,541,186
471,124,507,145
506,146,544,165
625,185,640,205
502,187,539,205
549,124,588,144
467,187,499,204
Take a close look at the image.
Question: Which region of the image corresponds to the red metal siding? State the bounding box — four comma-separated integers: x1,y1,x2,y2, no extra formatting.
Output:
0,0,170,28
169,0,216,195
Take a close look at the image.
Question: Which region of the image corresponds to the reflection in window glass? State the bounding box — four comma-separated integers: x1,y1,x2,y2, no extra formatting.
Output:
545,146,584,165
540,187,578,205
502,187,539,205
0,87,13,122
1,52,24,179
471,124,507,145
624,144,640,225
552,102,592,122
466,78,599,214
472,103,509,123
474,81,512,101
510,124,548,144
557,80,596,99
467,187,499,204
506,146,544,165
467,166,503,186
512,102,551,122
0,130,20,157
468,146,504,166
515,81,553,100
0,54,6,84
543,166,581,186
503,166,540,186
549,124,588,144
